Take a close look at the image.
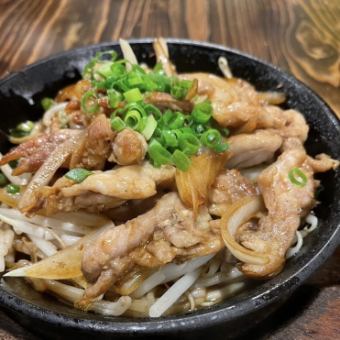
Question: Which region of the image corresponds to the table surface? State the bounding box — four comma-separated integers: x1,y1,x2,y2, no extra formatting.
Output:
0,0,339,339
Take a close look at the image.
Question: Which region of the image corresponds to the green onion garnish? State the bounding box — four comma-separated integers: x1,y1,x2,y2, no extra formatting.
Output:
213,143,229,153
194,124,205,134
178,133,200,155
111,117,126,132
162,130,178,148
10,121,35,138
201,129,222,148
192,100,212,124
124,110,143,130
65,168,93,183
221,128,230,137
6,184,20,194
288,167,307,187
81,91,99,115
172,150,191,171
9,160,18,169
107,89,122,108
171,79,192,100
0,172,8,187
148,139,173,167
141,115,157,140
143,104,162,120
41,97,54,111
96,61,114,79
123,88,143,103
162,111,185,130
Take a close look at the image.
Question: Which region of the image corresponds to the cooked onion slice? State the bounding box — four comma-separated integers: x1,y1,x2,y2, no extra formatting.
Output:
18,130,84,211
4,242,83,279
220,196,269,265
176,152,227,215
119,39,138,71
218,57,233,79
4,221,114,280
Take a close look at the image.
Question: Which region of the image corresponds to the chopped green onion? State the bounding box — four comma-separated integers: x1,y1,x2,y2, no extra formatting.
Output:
153,62,164,74
201,129,222,148
192,100,212,123
107,89,122,108
148,139,173,167
96,61,114,79
123,88,143,103
213,143,229,153
0,172,8,187
124,102,147,117
83,50,118,79
141,115,157,140
178,133,200,155
162,111,185,129
6,184,20,194
194,124,206,134
41,97,54,111
171,79,192,100
143,104,162,120
111,117,126,132
288,167,307,187
10,121,35,137
81,91,99,115
110,62,126,78
172,150,191,171
124,110,143,130
162,130,178,148
169,112,185,129
221,128,230,137
9,160,18,169
65,168,93,183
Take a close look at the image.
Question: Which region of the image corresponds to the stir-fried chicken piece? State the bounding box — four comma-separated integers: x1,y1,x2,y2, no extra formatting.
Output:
79,193,222,304
62,162,175,198
257,107,309,142
236,138,338,278
69,114,115,170
145,92,193,113
26,163,175,215
109,129,147,165
181,73,262,127
0,130,76,175
209,169,258,216
181,73,309,142
226,130,283,169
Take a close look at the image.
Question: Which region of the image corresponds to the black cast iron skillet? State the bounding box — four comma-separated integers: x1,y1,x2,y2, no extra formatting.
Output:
0,39,339,340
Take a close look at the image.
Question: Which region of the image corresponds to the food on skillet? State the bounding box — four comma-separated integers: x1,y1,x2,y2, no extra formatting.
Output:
0,38,338,317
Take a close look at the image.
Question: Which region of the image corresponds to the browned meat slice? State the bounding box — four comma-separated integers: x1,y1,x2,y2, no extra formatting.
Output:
257,107,309,142
181,73,262,127
81,193,179,282
236,138,338,278
109,129,147,165
209,169,258,216
55,80,91,102
0,130,75,175
26,162,175,215
226,130,283,169
69,114,115,170
79,193,222,303
144,92,193,113
181,73,309,142
61,162,175,198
